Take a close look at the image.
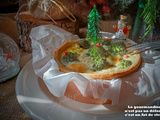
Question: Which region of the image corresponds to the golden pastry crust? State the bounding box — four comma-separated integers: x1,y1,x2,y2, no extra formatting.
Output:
82,57,141,80
54,39,141,80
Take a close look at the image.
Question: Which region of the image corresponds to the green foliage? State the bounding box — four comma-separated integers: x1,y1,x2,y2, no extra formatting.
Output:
87,5,102,45
107,42,127,56
140,0,158,39
86,5,105,71
117,60,132,69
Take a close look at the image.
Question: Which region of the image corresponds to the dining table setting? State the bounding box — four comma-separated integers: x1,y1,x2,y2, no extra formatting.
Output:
0,13,32,120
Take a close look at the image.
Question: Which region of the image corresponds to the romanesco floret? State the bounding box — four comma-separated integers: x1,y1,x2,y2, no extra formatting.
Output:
117,60,132,69
91,60,109,71
77,39,90,49
88,46,106,58
101,40,111,46
107,42,127,56
88,46,109,71
61,52,78,64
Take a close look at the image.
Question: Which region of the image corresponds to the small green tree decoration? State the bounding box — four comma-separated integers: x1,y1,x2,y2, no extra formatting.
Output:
86,5,110,71
87,5,102,45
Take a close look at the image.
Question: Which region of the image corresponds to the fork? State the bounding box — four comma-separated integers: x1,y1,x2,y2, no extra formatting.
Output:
127,40,160,54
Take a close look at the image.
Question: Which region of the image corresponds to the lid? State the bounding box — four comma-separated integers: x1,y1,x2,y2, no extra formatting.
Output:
0,33,20,82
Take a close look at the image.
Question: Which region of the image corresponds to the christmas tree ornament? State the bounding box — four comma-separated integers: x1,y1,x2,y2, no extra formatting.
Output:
113,15,131,39
87,5,102,44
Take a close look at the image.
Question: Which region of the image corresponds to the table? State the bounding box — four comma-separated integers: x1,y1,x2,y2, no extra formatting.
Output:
0,13,32,120
1,13,159,120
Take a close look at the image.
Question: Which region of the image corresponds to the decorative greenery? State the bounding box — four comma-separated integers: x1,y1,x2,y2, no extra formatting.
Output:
87,5,102,45
140,0,159,39
86,5,110,71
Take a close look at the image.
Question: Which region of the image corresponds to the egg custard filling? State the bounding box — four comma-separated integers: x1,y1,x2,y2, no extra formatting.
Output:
54,39,141,80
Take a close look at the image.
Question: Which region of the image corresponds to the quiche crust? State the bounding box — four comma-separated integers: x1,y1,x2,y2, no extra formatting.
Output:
54,39,141,80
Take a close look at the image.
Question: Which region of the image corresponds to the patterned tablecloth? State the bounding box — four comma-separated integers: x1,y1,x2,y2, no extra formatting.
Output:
0,13,32,120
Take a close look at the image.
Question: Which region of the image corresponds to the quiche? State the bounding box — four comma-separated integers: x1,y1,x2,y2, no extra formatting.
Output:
52,6,142,104
54,39,141,80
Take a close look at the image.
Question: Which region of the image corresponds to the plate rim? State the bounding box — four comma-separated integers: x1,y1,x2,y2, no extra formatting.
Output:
15,60,160,120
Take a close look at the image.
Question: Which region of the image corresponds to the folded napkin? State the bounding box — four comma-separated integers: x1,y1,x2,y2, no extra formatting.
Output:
30,25,160,106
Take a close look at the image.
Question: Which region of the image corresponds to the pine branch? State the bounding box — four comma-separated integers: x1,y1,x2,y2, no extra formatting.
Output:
140,0,158,39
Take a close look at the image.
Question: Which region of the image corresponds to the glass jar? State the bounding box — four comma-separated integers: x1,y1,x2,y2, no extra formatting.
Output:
0,33,20,82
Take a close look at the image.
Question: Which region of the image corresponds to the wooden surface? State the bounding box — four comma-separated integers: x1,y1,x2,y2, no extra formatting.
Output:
16,11,79,52
0,13,32,120
0,13,117,120
0,13,134,120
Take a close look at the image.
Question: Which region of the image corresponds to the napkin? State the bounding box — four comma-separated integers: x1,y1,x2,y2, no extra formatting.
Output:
30,24,160,106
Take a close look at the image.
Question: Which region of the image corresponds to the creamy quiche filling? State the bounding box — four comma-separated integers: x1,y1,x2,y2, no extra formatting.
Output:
59,39,139,73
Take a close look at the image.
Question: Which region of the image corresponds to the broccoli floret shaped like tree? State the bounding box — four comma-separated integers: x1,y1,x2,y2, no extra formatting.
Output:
61,52,78,64
107,42,127,56
87,5,102,45
88,46,109,71
117,60,132,69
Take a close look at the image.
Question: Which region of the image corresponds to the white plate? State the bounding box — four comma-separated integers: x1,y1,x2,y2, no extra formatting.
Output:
16,60,160,120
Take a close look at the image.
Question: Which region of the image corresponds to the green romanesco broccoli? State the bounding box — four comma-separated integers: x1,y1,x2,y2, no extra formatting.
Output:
107,42,127,56
77,39,90,49
88,46,109,71
88,46,106,58
61,52,78,64
101,40,111,46
117,60,132,69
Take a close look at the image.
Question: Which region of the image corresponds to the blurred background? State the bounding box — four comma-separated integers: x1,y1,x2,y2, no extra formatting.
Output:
0,0,19,13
